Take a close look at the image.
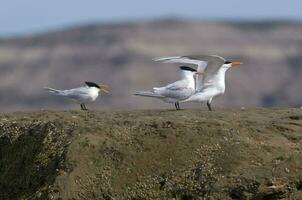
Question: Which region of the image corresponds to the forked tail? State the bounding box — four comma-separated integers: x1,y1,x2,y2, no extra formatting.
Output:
133,90,164,98
44,87,63,95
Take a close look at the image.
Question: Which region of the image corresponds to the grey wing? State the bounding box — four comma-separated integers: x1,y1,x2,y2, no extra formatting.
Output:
63,87,91,102
153,56,208,71
154,56,207,91
154,55,225,91
185,55,225,88
184,55,225,73
155,80,194,100
154,55,225,72
165,79,188,90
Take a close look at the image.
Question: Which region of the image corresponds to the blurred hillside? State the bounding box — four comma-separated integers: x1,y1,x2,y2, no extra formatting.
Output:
0,19,301,111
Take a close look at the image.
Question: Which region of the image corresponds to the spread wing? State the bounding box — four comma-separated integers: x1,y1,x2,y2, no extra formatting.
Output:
183,55,225,75
153,55,225,91
153,56,208,71
153,56,207,91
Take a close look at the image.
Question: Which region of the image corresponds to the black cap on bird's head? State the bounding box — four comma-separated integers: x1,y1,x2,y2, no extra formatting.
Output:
85,82,109,93
85,82,100,88
179,66,197,72
179,66,205,77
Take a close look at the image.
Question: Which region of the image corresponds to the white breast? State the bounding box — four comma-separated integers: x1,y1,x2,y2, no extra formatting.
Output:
88,87,100,102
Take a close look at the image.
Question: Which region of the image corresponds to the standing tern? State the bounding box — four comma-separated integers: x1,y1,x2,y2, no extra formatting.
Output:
154,55,242,111
134,66,204,110
44,82,109,110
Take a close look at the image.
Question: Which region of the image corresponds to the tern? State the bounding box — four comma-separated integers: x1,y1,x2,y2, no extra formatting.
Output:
45,82,109,110
134,66,204,110
154,55,242,111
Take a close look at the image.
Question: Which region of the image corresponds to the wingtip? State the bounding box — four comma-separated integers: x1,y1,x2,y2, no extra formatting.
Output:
209,54,226,61
132,91,140,95
152,56,181,62
152,57,164,61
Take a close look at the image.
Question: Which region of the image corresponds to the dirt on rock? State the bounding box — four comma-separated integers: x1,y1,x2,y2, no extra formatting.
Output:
0,108,302,199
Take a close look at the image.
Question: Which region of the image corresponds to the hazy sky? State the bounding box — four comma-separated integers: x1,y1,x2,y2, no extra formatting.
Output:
1,0,301,37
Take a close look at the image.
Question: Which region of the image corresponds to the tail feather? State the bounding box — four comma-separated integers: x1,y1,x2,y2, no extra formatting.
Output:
44,87,63,95
133,90,164,98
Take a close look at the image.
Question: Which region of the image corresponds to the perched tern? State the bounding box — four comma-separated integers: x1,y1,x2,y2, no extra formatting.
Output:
154,55,242,111
134,66,204,110
45,82,109,110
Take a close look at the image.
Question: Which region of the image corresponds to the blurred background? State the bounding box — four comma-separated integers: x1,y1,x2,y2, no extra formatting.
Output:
0,0,301,111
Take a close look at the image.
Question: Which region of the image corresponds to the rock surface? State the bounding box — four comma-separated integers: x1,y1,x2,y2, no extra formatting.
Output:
0,108,302,199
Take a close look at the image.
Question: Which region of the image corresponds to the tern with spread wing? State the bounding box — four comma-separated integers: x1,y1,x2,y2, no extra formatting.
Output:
45,82,109,110
154,55,242,111
134,66,204,110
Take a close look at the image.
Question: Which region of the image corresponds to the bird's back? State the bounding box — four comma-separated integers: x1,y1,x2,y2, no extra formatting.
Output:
154,79,195,100
64,87,99,103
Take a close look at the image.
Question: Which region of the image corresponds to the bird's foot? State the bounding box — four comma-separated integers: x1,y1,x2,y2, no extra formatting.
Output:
80,104,88,111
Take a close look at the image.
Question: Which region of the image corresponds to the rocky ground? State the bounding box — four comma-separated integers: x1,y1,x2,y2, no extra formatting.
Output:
0,108,302,199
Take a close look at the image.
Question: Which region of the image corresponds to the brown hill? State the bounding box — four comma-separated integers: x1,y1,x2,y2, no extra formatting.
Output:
0,19,302,111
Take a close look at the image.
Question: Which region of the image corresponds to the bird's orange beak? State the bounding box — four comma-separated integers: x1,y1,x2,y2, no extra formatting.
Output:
231,61,243,67
194,71,205,77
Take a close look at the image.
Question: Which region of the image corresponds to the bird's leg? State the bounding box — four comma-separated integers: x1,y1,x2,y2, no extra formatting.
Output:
175,102,178,110
207,101,212,111
80,104,84,110
177,102,181,110
83,104,88,111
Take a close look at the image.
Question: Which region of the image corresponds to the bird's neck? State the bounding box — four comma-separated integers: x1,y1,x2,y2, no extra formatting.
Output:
181,71,195,89
188,75,196,89
215,67,228,91
89,87,100,99
181,71,194,80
